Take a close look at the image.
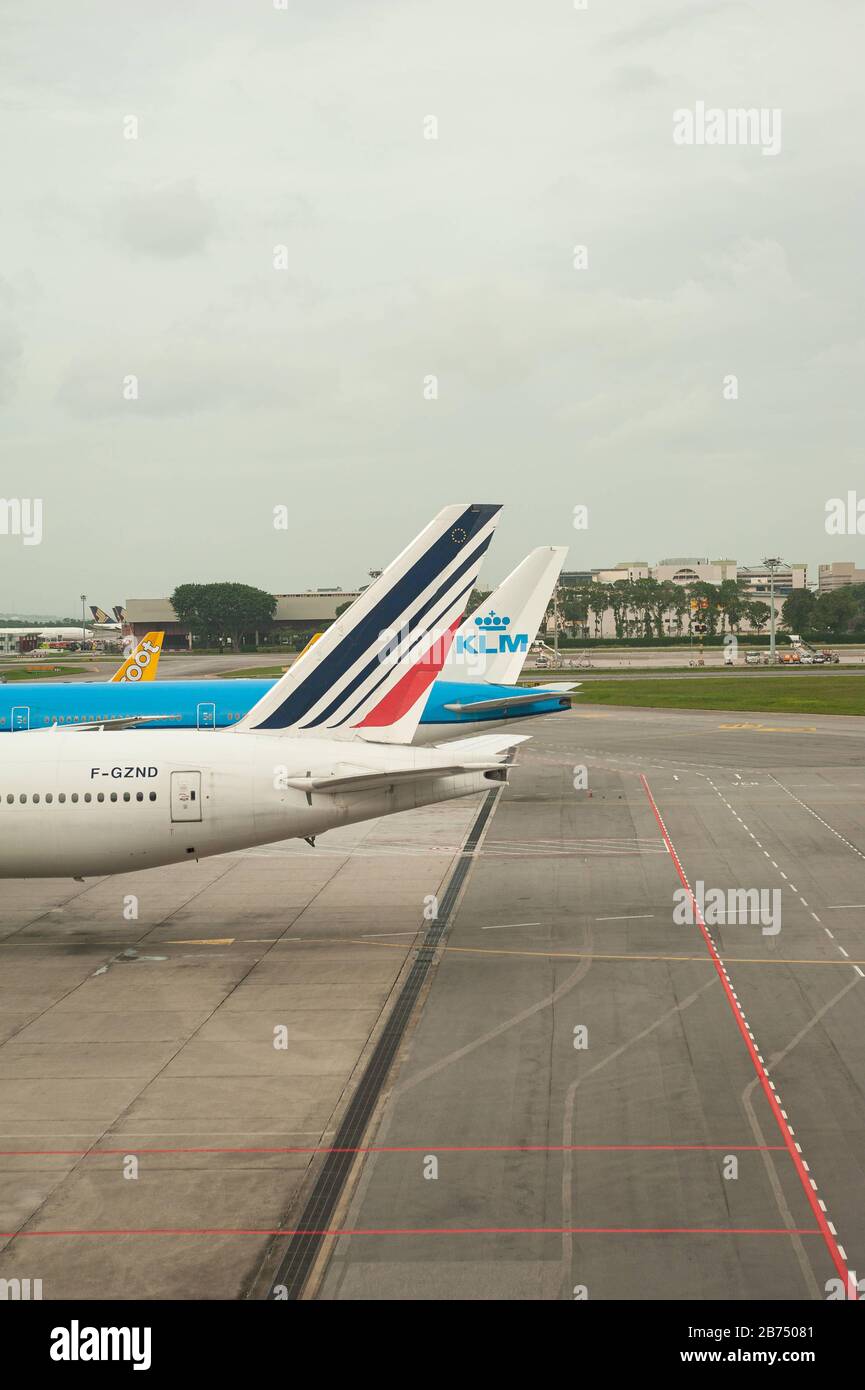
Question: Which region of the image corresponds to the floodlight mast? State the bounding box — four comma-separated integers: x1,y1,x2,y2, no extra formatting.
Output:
763,557,783,664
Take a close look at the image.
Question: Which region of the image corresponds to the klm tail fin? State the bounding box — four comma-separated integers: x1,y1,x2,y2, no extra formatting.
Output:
447,545,568,684
235,504,502,742
110,632,164,683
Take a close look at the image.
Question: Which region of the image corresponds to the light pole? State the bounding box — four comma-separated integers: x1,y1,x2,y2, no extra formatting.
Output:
80,593,86,651
553,582,560,664
763,558,782,664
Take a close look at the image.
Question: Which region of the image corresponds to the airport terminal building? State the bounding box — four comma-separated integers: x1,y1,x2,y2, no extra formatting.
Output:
125,590,362,649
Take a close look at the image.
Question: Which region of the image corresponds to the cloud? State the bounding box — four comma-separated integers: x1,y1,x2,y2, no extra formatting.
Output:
106,179,217,259
605,65,668,94
601,1,739,51
0,0,862,608
0,321,23,403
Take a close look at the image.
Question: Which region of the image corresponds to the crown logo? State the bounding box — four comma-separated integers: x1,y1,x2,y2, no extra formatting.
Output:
474,610,511,629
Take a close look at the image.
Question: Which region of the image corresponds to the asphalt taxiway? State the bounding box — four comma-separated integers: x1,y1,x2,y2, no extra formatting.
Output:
2,703,865,1300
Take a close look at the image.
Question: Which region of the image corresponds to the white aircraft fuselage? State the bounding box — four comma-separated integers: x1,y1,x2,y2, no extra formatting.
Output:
0,730,500,878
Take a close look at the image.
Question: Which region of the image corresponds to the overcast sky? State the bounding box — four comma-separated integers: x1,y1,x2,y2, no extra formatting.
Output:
1,0,862,613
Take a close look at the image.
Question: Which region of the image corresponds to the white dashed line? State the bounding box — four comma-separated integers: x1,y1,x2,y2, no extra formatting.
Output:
641,774,855,1294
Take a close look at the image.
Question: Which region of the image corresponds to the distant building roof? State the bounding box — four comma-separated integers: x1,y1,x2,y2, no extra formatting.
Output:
126,592,363,627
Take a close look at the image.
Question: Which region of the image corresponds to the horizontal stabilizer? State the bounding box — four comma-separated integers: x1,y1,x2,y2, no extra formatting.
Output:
431,732,531,756
443,685,578,715
286,763,505,795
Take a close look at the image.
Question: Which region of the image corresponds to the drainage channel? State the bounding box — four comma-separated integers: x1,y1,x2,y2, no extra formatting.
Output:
265,784,501,1299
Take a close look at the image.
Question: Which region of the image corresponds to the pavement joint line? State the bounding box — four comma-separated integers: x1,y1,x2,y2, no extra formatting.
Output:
639,771,856,1298
0,1142,790,1157
360,931,419,938
0,1225,828,1239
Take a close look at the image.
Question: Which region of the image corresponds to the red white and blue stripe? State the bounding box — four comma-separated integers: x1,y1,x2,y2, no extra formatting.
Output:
237,504,502,738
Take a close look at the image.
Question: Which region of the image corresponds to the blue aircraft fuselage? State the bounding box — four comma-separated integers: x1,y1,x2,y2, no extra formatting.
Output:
0,677,570,734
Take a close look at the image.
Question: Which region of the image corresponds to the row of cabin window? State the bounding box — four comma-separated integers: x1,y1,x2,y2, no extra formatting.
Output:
0,713,246,726
4,791,159,804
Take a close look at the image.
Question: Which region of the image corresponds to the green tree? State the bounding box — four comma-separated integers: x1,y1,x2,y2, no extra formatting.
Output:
630,577,658,639
717,578,747,633
649,580,679,638
687,582,721,635
813,586,859,634
781,588,817,634
668,586,690,636
465,588,491,617
171,582,277,650
607,581,630,638
745,600,772,633
561,586,590,637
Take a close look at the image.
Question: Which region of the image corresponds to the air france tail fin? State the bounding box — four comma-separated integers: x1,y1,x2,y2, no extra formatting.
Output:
447,545,567,684
110,632,164,683
235,504,502,742
90,605,111,624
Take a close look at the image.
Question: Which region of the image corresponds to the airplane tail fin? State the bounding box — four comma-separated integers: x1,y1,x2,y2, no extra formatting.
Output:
90,605,111,624
448,545,568,684
110,632,164,683
297,632,323,659
235,504,502,742
113,605,127,624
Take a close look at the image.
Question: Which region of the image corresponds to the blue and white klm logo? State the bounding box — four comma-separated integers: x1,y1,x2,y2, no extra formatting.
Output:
455,611,528,656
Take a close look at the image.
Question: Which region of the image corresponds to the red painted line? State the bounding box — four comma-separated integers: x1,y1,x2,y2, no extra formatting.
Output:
0,1143,786,1157
0,1226,823,1239
640,772,856,1297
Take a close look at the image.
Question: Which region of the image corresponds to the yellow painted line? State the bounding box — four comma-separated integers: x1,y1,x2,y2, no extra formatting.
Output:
164,937,236,946
718,722,817,733
157,936,865,969
345,939,865,968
